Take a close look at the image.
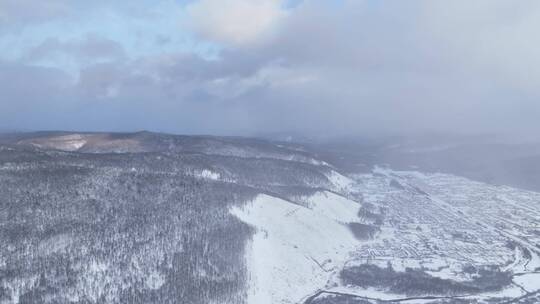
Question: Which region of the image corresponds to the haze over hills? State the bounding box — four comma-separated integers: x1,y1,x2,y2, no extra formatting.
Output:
0,131,539,304
3,0,540,303
306,135,540,193
4,131,540,192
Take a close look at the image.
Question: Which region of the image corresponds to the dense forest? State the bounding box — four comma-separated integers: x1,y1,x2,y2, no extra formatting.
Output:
0,133,343,304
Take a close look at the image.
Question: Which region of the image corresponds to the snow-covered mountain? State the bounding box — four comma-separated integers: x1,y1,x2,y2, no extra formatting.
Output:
0,132,538,304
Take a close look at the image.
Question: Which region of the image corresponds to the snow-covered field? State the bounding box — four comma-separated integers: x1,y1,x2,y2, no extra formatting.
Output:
232,168,540,303
231,193,361,304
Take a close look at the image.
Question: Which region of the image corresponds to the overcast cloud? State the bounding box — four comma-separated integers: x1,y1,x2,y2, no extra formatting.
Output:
0,0,539,138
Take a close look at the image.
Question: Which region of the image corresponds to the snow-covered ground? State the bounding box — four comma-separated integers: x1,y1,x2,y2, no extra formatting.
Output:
231,193,361,304
346,168,540,302
27,134,88,151
195,169,221,181
232,167,540,303
325,170,355,193
304,191,360,223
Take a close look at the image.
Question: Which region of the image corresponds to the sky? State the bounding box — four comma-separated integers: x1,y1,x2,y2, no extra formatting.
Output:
1,0,540,138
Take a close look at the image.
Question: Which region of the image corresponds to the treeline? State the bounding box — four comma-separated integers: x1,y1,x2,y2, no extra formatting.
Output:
0,150,257,303
340,264,512,297
0,140,341,304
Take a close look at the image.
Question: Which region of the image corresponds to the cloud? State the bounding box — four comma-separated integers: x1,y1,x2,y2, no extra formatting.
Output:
0,62,73,129
0,0,70,27
420,0,540,94
186,0,288,46
23,35,126,66
2,0,540,139
215,0,540,137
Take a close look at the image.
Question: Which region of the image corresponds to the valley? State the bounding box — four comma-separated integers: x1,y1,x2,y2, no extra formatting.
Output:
0,132,539,304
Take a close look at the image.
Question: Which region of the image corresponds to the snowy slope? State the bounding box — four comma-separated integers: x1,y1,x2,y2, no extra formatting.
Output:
231,194,361,304
326,170,355,193
304,191,361,224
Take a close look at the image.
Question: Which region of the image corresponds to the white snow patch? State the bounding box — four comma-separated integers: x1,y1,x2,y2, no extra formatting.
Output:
307,158,331,167
513,273,540,292
38,234,73,256
196,169,221,181
231,194,359,304
326,170,354,192
146,271,166,290
304,191,361,223
62,140,87,151
51,134,87,151
526,250,540,272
